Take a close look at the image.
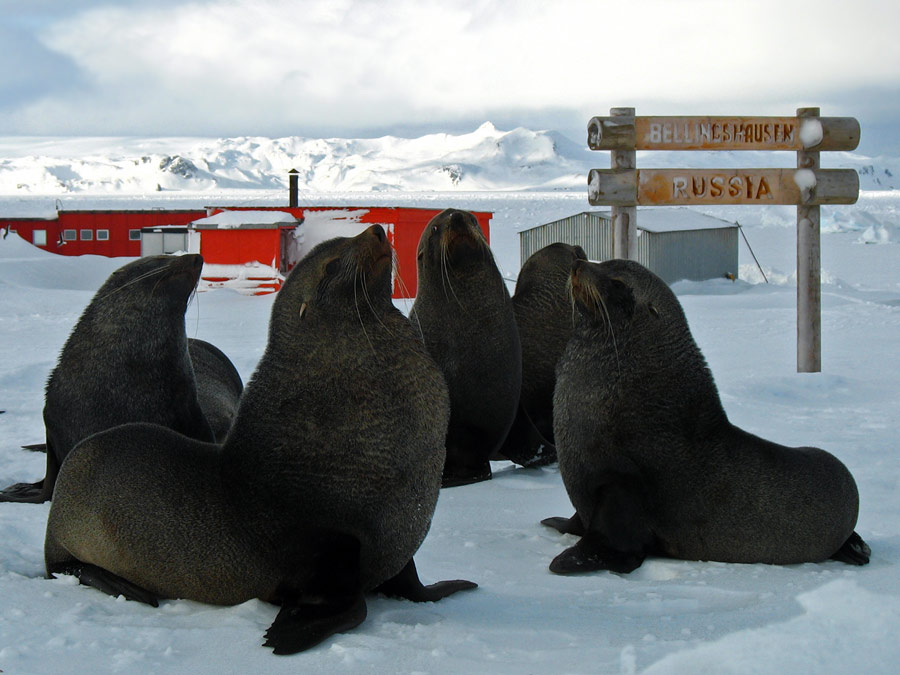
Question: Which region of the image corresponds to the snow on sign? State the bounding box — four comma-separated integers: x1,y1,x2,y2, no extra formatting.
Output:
587,107,861,374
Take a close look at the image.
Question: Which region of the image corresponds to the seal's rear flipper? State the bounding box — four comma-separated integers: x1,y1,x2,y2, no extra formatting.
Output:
441,429,494,488
540,513,585,536
264,593,367,655
374,558,477,602
21,443,47,452
1,440,59,503
441,461,492,488
831,531,871,565
48,561,159,606
0,480,47,503
494,403,557,467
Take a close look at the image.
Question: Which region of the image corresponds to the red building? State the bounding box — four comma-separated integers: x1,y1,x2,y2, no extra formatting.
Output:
3,205,492,298
3,210,205,257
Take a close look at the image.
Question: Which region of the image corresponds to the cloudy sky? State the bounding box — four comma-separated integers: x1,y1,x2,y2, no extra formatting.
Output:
2,0,898,151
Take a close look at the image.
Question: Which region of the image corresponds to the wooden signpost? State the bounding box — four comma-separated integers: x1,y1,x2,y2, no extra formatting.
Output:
587,107,861,372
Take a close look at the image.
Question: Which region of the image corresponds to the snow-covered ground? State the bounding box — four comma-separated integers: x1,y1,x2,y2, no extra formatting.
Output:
2,187,900,673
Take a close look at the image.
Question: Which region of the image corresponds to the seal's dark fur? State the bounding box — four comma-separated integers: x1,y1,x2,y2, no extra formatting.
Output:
410,209,521,486
546,259,868,573
1,255,216,503
45,227,475,654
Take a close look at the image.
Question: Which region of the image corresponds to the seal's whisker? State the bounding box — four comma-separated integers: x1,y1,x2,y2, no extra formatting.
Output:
596,291,621,378
566,276,578,328
359,260,394,337
393,265,424,343
569,274,620,377
409,306,426,343
189,288,200,337
439,239,451,299
353,264,376,356
150,274,167,298
97,266,168,300
394,267,414,308
439,237,466,312
392,251,419,322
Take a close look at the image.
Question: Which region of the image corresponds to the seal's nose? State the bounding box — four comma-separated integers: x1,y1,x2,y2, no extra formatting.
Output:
449,210,468,233
369,224,386,243
366,224,392,262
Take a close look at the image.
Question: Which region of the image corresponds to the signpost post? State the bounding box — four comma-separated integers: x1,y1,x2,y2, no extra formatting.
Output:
610,107,637,260
586,107,860,372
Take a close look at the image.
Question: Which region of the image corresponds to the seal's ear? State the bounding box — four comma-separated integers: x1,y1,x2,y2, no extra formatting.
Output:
648,302,660,318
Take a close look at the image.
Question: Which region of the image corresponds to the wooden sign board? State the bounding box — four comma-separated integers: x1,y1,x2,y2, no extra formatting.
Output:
588,168,860,206
588,115,860,152
587,107,859,374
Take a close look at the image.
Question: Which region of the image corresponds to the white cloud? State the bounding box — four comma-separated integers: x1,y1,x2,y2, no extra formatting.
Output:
4,0,899,136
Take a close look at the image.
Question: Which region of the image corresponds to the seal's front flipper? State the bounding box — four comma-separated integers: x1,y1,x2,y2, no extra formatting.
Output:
265,530,366,654
540,513,585,536
48,561,159,606
831,531,871,566
549,479,652,575
264,592,367,655
21,443,48,452
549,534,645,575
375,558,477,602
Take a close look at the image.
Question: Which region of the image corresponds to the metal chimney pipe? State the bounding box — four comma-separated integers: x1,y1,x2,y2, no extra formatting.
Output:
288,169,299,208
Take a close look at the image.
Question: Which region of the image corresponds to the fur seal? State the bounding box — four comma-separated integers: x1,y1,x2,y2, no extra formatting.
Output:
0,254,216,504
543,258,870,573
9,339,240,454
187,338,243,442
410,208,521,487
45,225,476,655
496,242,587,467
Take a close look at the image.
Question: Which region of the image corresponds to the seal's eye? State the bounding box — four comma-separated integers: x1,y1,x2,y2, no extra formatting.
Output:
324,258,340,276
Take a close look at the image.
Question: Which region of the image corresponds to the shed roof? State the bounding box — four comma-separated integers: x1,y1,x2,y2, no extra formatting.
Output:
526,208,738,234
632,208,739,234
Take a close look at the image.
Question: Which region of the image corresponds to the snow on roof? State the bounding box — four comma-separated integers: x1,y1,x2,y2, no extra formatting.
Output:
529,208,738,234
633,208,739,233
191,210,299,229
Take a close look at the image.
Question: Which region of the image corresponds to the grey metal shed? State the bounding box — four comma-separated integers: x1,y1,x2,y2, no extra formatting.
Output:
140,225,198,256
519,208,739,284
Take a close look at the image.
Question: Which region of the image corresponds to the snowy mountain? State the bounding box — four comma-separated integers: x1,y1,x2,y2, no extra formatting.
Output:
0,123,591,194
1,122,897,194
